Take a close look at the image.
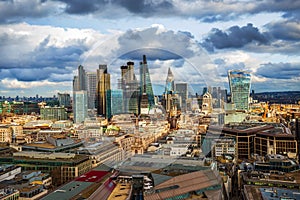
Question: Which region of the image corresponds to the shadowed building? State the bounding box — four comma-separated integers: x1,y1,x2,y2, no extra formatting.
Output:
120,62,139,115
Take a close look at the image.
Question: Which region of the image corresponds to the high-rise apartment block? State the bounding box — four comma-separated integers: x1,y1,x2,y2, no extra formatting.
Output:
228,70,251,111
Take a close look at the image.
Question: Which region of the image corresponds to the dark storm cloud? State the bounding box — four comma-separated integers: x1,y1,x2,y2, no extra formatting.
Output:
32,36,87,68
266,21,300,41
55,0,174,16
0,34,87,81
1,0,300,24
0,0,56,24
56,0,104,14
201,23,269,51
54,0,300,21
116,26,195,60
256,62,300,79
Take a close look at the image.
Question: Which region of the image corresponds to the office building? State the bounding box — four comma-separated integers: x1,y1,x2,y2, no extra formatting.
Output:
57,93,71,108
175,83,188,112
139,55,155,113
201,92,213,115
106,89,123,119
120,62,139,115
86,72,98,109
162,67,180,113
73,90,88,124
165,67,175,93
96,65,111,116
40,106,68,121
12,152,92,186
228,70,251,111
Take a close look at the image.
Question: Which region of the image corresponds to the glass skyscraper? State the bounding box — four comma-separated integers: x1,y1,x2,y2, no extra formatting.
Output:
165,67,175,94
106,89,123,119
120,62,139,115
139,55,155,110
73,90,88,124
96,65,111,116
228,70,251,111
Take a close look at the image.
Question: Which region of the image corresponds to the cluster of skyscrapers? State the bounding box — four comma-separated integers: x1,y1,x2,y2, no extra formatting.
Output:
72,54,252,124
72,55,160,123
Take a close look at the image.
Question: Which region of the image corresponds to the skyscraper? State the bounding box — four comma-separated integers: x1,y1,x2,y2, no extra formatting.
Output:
162,67,180,114
96,65,110,116
165,67,175,93
73,90,88,124
139,55,155,114
175,83,188,112
228,70,251,111
77,65,86,91
106,89,123,119
120,62,139,115
86,72,98,109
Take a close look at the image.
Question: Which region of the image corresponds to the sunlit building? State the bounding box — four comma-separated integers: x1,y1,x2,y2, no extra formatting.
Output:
228,70,251,111
40,106,68,121
96,64,111,116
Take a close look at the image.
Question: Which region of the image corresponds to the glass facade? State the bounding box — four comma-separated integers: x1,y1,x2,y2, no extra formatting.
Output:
139,55,155,109
228,70,251,110
73,90,88,124
106,89,123,119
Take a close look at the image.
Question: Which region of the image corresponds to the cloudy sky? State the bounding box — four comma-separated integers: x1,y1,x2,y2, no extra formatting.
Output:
0,0,299,97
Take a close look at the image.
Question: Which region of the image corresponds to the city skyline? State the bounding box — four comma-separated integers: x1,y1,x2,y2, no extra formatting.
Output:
0,0,300,97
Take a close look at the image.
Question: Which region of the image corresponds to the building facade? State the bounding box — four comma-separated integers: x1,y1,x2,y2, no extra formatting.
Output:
228,70,251,111
73,90,88,124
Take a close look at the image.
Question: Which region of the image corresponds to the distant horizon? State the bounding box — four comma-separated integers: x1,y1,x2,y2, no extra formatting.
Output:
1,89,300,99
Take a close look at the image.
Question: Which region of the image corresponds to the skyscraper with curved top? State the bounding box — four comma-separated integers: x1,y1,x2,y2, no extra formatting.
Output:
228,70,251,111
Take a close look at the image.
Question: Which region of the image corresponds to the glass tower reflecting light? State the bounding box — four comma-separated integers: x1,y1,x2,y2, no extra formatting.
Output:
228,70,251,111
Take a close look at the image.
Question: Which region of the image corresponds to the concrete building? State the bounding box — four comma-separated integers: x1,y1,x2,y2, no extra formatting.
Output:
12,152,92,186
0,165,21,183
40,106,68,121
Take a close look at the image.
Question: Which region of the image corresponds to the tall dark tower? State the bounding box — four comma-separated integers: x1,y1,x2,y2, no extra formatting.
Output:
139,55,155,114
96,65,110,116
78,65,86,91
73,65,86,92
120,62,139,115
